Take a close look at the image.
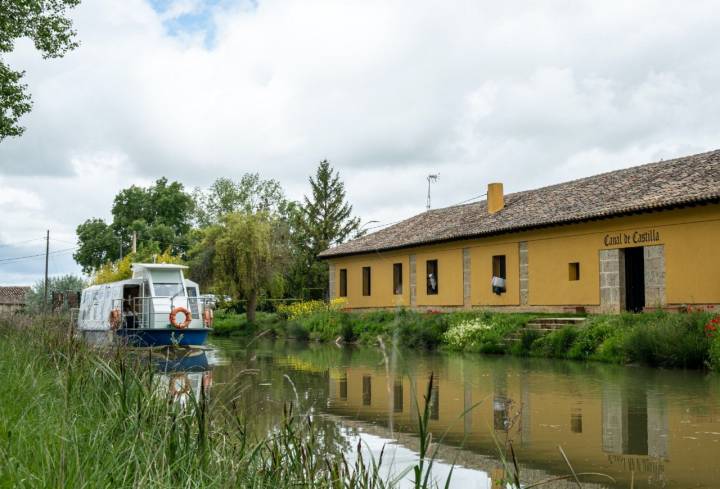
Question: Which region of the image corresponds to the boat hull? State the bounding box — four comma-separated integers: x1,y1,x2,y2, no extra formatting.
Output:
117,328,210,347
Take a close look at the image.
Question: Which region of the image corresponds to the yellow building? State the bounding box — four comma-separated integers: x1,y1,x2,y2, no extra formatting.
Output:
319,150,720,312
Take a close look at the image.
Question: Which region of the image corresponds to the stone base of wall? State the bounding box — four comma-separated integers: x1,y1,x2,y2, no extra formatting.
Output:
599,249,625,313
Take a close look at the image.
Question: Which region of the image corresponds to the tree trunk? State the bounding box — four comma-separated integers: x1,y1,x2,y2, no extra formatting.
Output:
247,290,258,324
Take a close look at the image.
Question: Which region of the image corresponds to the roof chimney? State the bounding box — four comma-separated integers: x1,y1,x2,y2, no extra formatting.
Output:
487,182,504,214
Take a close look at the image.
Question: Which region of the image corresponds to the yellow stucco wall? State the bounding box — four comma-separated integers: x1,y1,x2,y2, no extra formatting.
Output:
328,204,720,309
334,252,410,308
415,248,463,307
470,242,520,306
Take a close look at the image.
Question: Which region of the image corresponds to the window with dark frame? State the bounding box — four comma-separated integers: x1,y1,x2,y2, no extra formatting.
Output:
393,263,403,295
339,373,347,400
492,255,507,279
426,260,439,295
339,269,347,297
569,262,580,281
393,379,404,412
430,385,440,420
362,376,372,406
491,255,507,295
362,267,371,296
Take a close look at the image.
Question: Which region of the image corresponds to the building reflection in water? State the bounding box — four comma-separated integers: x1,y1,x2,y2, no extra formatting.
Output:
325,356,682,487
601,385,668,458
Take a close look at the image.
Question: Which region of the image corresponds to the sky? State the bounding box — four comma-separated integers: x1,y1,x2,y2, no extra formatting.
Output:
2,0,720,285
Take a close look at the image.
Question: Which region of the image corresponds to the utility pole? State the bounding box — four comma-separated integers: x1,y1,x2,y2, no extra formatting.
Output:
119,236,123,261
426,174,439,210
43,230,49,314
132,231,137,254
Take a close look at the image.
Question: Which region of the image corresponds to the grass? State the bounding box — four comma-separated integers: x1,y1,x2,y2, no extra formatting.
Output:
0,314,453,488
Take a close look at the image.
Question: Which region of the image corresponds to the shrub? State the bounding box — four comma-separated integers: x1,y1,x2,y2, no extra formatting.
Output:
510,329,541,356
443,318,493,349
531,327,579,358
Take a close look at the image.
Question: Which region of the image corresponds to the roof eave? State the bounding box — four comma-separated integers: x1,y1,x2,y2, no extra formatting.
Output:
318,196,720,260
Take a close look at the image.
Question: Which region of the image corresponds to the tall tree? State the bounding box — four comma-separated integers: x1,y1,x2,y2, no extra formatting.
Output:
290,160,361,298
73,218,119,274
1,0,81,140
74,178,194,273
193,174,288,227
193,212,288,323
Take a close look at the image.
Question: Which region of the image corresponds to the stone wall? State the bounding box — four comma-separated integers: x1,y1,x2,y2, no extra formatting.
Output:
644,245,666,308
328,263,336,300
463,248,471,308
599,248,625,313
519,241,529,306
409,254,417,307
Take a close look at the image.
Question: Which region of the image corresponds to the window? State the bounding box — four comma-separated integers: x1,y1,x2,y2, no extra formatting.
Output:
339,269,347,297
153,283,184,297
569,262,580,281
393,263,403,295
571,408,583,433
339,373,347,400
430,385,440,420
362,267,371,296
491,255,507,295
393,379,404,412
362,376,372,406
426,260,439,295
492,255,506,279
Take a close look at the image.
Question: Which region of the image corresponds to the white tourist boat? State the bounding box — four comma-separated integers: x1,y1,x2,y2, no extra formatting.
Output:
76,263,212,346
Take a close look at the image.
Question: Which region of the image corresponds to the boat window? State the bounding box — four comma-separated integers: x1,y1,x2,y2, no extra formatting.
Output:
154,283,185,297
187,286,199,317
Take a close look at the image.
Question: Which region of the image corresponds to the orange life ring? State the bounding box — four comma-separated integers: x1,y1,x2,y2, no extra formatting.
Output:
108,308,122,330
169,306,192,329
203,308,214,327
169,373,192,397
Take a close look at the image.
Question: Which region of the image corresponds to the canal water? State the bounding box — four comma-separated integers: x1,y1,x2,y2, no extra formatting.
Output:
191,338,720,488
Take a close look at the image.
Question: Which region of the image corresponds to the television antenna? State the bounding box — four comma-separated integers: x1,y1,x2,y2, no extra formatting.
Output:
426,174,439,210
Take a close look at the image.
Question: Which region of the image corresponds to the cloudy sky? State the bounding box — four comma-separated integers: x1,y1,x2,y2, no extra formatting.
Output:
2,0,720,285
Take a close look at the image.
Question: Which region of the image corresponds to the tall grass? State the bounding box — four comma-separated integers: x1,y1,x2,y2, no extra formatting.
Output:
0,315,446,488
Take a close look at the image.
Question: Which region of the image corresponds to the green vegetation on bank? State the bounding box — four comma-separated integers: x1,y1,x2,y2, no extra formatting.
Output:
0,316,443,488
211,303,720,370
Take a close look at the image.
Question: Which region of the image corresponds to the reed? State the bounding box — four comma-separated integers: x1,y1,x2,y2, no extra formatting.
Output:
0,315,445,489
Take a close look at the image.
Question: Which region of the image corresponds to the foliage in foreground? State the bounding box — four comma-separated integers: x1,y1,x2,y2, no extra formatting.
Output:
0,316,457,488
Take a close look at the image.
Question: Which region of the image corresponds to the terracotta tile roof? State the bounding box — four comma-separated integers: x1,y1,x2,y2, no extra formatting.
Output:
0,286,30,305
319,149,720,258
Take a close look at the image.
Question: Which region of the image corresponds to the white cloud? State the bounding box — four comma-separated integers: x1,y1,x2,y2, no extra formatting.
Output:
2,0,720,283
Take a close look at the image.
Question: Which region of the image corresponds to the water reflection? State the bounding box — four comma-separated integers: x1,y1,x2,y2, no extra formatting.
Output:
149,348,212,409
205,339,720,489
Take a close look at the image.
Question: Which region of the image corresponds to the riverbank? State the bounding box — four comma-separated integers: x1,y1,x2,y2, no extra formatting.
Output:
212,305,720,369
0,316,424,488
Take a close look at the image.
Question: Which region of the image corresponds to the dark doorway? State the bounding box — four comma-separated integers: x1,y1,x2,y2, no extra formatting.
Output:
624,247,645,312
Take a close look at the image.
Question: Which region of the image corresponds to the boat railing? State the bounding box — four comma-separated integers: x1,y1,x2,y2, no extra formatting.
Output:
111,295,214,329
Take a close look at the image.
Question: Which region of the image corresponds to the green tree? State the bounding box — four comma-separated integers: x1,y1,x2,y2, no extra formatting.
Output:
192,212,288,323
1,0,81,140
290,160,361,298
25,274,86,313
193,174,288,227
74,178,194,274
73,218,119,274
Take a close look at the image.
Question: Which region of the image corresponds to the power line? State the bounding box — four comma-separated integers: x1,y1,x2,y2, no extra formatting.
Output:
0,237,46,249
0,247,76,264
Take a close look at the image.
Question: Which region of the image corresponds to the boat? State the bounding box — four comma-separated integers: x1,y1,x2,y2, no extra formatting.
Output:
76,263,213,346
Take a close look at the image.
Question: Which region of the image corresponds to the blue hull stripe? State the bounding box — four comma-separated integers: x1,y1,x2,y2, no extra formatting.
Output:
117,328,210,347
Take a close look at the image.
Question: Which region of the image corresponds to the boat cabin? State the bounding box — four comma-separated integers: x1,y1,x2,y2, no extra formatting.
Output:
77,263,208,332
